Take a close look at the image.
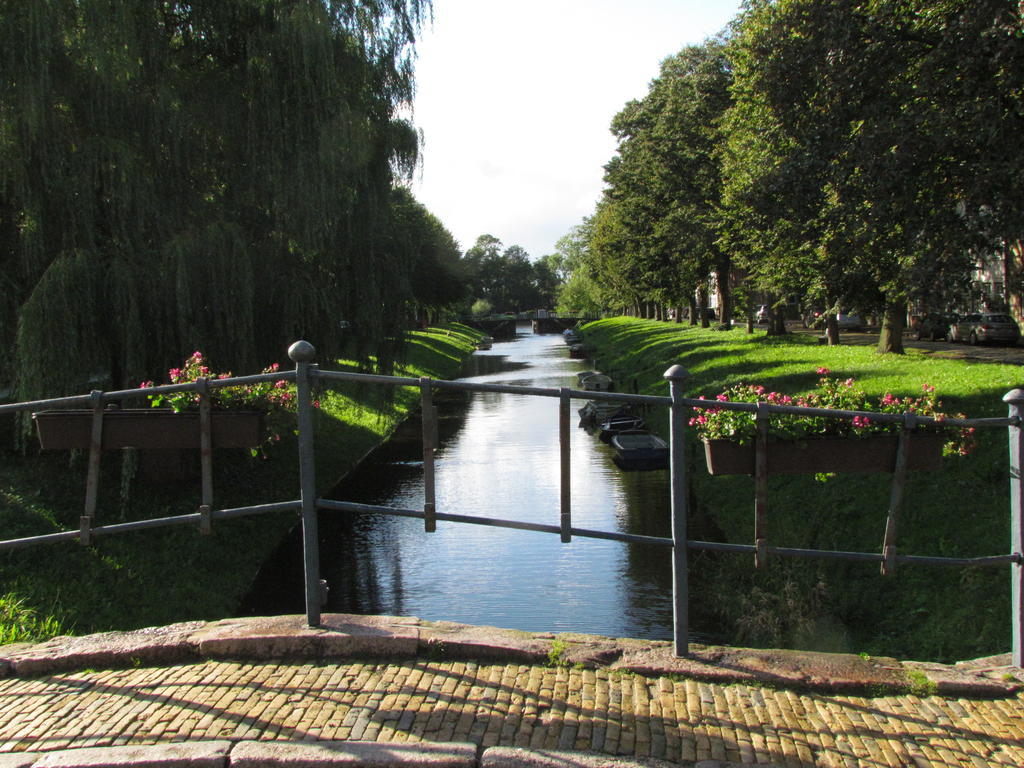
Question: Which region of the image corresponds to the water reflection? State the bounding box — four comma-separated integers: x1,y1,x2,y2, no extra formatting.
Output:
243,326,694,641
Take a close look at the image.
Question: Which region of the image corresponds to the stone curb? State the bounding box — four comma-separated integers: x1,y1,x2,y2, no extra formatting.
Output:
0,613,1017,698
0,742,771,768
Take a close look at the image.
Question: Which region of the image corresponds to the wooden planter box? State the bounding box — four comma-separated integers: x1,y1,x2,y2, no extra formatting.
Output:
33,409,264,451
703,434,946,476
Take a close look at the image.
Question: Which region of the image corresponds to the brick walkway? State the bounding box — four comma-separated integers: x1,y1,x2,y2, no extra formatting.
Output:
0,659,1021,767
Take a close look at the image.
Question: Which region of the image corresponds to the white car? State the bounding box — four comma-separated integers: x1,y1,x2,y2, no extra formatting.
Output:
836,313,864,331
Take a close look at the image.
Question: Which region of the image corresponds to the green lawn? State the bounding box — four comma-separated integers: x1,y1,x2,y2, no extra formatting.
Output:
583,317,1024,662
0,324,482,644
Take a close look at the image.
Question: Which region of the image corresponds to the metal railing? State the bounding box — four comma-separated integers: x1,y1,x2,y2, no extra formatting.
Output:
2,340,1024,665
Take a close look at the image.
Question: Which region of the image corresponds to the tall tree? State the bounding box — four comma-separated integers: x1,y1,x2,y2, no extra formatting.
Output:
598,40,734,324
0,0,431,398
723,0,1020,352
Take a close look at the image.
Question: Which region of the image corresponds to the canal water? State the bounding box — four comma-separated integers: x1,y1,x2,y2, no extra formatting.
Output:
243,325,686,641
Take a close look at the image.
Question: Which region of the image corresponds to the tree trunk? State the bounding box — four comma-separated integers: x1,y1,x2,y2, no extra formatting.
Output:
716,262,732,329
698,287,710,328
688,296,698,326
673,305,683,324
876,301,906,354
825,314,839,345
765,302,787,336
1006,239,1023,325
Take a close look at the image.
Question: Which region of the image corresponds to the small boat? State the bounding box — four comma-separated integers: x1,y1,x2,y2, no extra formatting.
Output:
611,431,669,471
580,373,611,391
576,370,597,384
564,331,583,345
569,344,587,359
598,413,646,443
475,336,494,350
578,400,626,427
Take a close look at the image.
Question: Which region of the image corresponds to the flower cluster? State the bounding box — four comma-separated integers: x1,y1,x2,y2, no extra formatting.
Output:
140,352,318,453
140,352,302,413
689,369,975,457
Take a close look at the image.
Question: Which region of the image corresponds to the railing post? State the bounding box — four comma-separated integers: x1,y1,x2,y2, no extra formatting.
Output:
664,364,690,657
559,388,571,543
1004,389,1024,667
196,377,214,518
290,340,322,627
754,402,769,569
881,412,915,576
83,390,104,521
420,377,437,533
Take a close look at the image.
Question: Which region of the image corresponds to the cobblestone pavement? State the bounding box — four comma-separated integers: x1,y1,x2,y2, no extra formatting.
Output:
0,659,1021,767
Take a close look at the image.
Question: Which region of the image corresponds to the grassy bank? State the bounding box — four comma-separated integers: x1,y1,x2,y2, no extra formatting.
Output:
0,324,482,644
582,316,1023,661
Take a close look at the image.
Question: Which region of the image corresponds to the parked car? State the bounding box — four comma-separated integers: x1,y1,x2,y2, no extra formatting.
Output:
915,312,956,341
755,305,768,323
949,313,1021,346
803,309,862,330
835,313,864,331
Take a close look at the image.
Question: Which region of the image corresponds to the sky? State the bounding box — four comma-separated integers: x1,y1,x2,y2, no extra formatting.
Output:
409,0,744,260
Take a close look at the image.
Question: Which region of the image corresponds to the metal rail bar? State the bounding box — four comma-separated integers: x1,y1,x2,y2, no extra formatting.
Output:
0,500,303,552
1,373,299,415
316,499,674,547
314,368,671,407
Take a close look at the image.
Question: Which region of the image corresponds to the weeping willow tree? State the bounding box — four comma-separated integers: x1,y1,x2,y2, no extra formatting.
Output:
0,0,435,400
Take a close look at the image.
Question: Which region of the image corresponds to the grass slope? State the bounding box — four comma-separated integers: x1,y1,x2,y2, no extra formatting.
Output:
0,324,482,643
583,317,1023,662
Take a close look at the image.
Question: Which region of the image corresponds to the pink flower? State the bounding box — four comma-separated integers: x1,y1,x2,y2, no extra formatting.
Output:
922,383,935,393
816,367,831,375
844,378,854,387
139,380,153,388
716,394,729,402
882,393,897,406
852,416,871,428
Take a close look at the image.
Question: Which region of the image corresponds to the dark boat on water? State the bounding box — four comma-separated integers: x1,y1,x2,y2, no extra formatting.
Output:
598,413,646,443
611,431,669,471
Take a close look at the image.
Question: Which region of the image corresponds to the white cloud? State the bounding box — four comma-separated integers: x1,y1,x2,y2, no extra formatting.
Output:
411,0,743,258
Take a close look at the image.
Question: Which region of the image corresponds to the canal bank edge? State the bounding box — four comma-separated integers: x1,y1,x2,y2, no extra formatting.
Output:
0,613,1018,699
0,739,765,768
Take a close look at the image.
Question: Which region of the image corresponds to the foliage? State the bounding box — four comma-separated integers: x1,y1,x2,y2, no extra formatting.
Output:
550,222,604,316
0,593,64,644
566,1,1024,347
470,299,493,318
0,0,440,400
689,368,976,457
591,40,734,319
722,0,1023,350
461,235,559,312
